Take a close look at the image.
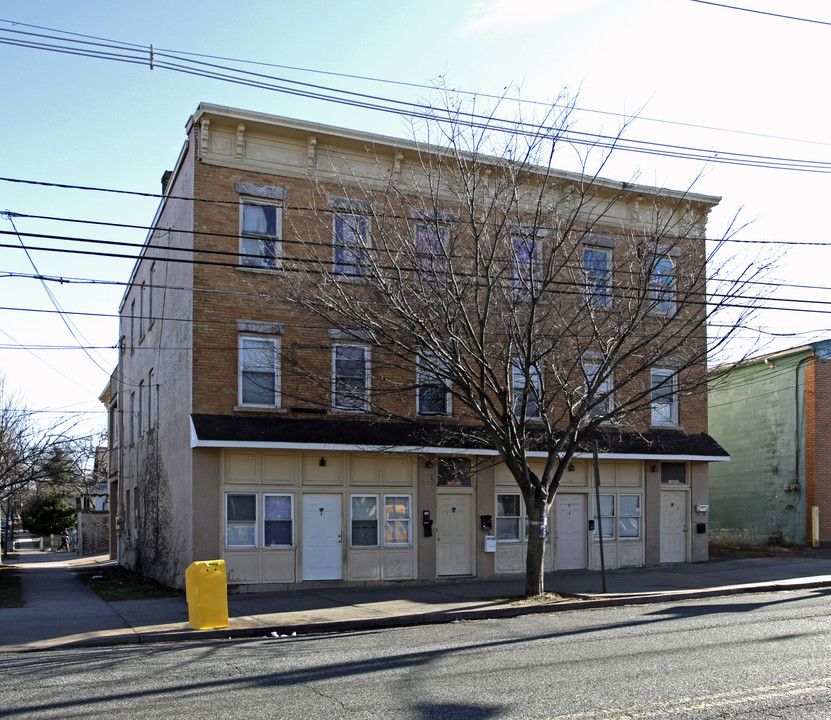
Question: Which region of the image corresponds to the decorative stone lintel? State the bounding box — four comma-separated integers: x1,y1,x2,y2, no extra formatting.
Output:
236,320,285,335
328,328,373,342
655,243,682,258
328,196,374,214
508,223,549,238
410,208,457,223
582,233,616,248
234,182,287,201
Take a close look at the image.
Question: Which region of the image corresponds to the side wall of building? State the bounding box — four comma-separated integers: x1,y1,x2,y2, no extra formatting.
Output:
708,354,808,546
805,355,831,545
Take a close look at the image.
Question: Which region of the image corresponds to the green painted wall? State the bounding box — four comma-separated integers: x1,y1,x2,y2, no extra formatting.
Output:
708,352,807,546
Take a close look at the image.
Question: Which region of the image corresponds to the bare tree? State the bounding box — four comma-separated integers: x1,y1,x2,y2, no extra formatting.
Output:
278,95,762,596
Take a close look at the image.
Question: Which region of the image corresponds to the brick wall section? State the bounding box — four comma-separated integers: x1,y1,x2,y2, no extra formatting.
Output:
805,356,831,543
187,158,709,434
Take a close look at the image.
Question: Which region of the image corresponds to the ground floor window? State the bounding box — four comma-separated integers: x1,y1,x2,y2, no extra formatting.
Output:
593,493,641,540
496,493,522,541
226,493,257,547
351,495,379,546
384,495,411,545
263,494,293,547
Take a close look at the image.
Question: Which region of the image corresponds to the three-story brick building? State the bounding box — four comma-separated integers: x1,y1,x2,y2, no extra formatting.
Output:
107,103,728,590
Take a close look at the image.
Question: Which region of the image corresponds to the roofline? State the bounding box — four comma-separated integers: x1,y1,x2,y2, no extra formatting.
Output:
188,102,722,207
710,344,815,374
118,138,192,314
190,428,729,461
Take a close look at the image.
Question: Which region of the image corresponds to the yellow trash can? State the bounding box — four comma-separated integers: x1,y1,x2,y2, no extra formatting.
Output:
185,560,229,630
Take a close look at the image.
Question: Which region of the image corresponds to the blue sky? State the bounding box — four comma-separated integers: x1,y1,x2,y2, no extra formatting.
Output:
1,0,830,435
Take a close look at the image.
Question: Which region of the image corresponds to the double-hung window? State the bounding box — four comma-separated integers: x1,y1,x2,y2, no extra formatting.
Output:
415,223,448,283
263,494,293,547
333,344,370,411
512,358,541,418
496,493,522,542
226,493,257,547
649,257,676,315
584,362,612,420
417,351,451,415
351,495,379,546
334,213,369,277
384,495,411,545
239,335,280,407
593,494,641,540
583,246,612,307
240,200,281,269
651,368,678,426
512,234,538,298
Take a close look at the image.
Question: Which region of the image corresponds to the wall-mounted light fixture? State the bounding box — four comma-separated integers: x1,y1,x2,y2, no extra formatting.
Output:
319,457,326,467
425,460,434,468
650,464,658,473
567,463,575,472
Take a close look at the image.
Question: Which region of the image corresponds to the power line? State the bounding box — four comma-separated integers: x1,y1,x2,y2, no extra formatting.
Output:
687,0,831,27
3,26,831,173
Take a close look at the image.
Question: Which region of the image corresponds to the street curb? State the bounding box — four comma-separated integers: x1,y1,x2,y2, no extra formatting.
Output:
18,576,827,652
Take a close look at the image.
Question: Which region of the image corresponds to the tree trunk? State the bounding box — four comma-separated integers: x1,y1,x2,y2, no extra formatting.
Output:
524,500,548,596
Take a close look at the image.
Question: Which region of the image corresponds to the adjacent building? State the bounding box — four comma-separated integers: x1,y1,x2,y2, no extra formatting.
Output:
107,103,727,590
709,341,831,548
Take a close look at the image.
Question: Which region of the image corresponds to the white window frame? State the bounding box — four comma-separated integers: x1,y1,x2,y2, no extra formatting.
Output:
239,335,280,408
417,351,451,416
226,492,258,548
383,494,412,546
593,494,616,541
138,380,144,438
239,198,282,269
263,493,294,548
139,281,146,341
618,494,642,540
414,222,448,282
350,494,379,547
651,368,678,427
148,262,156,329
584,362,612,420
333,212,370,277
649,256,676,315
333,343,370,411
582,246,612,307
512,358,542,418
496,493,523,542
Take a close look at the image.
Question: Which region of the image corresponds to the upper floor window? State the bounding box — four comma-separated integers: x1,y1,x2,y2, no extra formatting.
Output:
239,335,280,407
512,359,541,418
414,223,448,282
583,246,612,307
417,352,451,416
649,257,676,315
334,213,370,277
650,368,678,426
584,362,612,420
240,200,281,269
333,344,370,411
512,235,539,298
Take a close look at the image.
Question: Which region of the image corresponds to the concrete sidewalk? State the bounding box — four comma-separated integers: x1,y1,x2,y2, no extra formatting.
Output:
4,538,831,652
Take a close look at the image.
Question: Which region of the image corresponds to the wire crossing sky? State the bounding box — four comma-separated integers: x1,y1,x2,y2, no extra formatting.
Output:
1,0,830,432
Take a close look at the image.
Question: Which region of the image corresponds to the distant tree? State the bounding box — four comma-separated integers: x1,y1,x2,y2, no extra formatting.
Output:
21,489,76,537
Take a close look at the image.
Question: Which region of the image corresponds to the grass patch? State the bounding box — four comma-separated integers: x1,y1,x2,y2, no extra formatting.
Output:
0,564,23,608
487,592,570,606
75,565,183,602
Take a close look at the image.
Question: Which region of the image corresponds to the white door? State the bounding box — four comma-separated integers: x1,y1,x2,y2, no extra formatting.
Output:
556,494,587,570
302,494,342,580
660,491,687,563
437,494,473,576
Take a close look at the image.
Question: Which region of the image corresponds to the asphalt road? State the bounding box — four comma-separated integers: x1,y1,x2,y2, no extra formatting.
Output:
2,588,831,719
